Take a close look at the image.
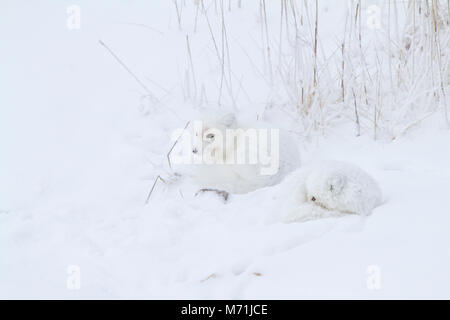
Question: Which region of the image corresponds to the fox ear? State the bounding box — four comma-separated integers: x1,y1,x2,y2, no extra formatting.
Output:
328,174,346,195
222,113,236,127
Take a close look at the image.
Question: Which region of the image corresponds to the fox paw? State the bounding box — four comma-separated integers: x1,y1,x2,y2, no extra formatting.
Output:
195,188,230,202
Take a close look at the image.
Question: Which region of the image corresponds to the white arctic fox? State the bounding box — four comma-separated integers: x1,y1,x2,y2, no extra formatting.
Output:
281,161,383,222
186,112,300,194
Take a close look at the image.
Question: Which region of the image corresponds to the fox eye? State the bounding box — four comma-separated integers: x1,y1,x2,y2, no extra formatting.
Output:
206,133,215,139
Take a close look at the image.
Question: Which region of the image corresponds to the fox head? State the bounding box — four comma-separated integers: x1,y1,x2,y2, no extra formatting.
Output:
302,163,380,216
191,113,237,164
306,172,347,208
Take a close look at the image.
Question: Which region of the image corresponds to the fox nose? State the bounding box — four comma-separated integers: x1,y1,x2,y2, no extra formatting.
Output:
192,148,198,154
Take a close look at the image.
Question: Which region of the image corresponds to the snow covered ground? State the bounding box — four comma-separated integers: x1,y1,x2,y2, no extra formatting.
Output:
1,0,450,299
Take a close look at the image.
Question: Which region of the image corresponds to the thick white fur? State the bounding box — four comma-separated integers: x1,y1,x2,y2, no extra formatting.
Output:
283,161,382,222
190,111,300,194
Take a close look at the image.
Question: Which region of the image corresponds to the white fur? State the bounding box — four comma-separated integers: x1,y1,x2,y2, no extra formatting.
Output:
189,112,300,194
283,161,383,222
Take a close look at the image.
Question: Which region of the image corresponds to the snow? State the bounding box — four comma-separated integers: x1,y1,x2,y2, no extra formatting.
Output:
1,0,450,299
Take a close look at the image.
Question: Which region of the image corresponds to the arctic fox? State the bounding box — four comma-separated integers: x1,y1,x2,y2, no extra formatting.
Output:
187,112,300,194
282,161,383,222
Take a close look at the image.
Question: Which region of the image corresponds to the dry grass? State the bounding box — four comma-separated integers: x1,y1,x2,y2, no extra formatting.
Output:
173,0,450,139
